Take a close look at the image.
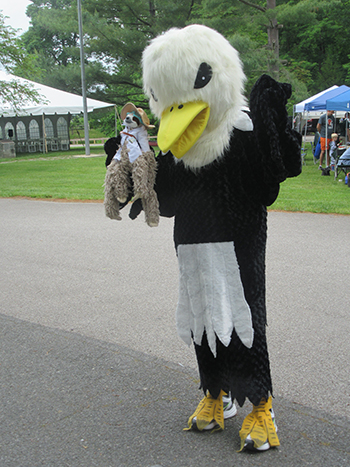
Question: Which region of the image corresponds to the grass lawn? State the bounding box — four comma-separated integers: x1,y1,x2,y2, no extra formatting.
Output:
0,149,349,214
0,150,106,200
270,161,350,214
69,128,107,141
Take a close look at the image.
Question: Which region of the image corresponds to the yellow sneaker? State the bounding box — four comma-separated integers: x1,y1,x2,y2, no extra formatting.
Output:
239,396,279,452
184,390,236,432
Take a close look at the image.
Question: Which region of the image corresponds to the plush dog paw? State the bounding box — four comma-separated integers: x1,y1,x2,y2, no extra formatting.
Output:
104,202,122,221
147,219,159,227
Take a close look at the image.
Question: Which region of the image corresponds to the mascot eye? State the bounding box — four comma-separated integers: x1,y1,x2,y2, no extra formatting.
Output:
150,88,158,102
194,62,213,89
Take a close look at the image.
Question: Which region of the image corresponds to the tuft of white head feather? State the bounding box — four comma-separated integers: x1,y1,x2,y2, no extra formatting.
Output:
142,24,248,169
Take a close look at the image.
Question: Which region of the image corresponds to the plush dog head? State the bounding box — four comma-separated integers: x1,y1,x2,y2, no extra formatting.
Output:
123,111,143,130
120,103,155,131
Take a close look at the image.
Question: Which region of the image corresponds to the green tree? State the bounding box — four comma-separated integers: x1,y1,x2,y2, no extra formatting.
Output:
277,0,350,93
0,11,43,111
189,0,303,100
21,0,195,108
21,0,87,94
18,0,350,117
190,0,350,103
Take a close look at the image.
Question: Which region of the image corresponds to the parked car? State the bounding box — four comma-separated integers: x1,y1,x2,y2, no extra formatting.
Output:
293,115,318,134
302,119,318,134
297,117,343,135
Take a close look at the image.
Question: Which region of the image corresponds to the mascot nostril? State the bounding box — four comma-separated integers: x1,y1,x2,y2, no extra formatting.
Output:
105,24,302,453
103,102,159,227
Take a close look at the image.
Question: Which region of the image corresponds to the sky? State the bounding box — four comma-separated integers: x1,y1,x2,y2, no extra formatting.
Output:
1,0,31,34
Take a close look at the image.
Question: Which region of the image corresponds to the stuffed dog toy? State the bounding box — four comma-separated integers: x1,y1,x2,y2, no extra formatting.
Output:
104,103,159,227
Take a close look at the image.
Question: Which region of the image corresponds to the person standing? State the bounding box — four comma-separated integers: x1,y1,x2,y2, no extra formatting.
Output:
339,112,350,142
317,110,335,169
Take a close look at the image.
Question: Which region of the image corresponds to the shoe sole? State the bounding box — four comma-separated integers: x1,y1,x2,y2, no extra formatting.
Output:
244,438,270,452
192,402,237,431
243,411,277,451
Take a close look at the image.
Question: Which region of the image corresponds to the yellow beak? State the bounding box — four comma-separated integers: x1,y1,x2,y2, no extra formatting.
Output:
157,101,210,159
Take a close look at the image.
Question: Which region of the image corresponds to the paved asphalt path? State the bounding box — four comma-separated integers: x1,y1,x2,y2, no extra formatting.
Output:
0,198,349,467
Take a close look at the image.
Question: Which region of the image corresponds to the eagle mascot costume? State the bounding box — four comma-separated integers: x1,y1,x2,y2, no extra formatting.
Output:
104,24,301,452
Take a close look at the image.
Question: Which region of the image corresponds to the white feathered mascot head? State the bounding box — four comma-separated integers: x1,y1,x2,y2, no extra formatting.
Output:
142,24,249,169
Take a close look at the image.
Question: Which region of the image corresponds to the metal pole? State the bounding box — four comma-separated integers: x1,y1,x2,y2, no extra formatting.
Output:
346,117,348,145
325,113,328,167
42,114,48,154
77,0,90,155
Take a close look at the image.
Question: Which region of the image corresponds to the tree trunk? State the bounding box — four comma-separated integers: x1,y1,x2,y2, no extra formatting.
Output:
149,1,155,17
266,0,280,79
238,0,281,78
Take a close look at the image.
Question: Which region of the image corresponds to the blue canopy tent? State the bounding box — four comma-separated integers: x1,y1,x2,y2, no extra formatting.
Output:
326,89,350,111
294,86,338,113
305,85,350,111
326,89,350,147
304,85,350,166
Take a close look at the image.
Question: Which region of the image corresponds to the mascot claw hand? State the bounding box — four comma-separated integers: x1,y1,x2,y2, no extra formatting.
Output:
103,103,159,227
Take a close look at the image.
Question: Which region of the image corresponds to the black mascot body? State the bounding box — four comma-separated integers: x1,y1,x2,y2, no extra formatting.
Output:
105,24,301,452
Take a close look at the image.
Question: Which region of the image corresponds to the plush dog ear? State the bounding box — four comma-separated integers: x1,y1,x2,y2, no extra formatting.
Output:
104,136,121,167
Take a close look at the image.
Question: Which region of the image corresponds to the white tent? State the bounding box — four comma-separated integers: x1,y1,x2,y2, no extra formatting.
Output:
0,70,114,116
0,71,114,154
